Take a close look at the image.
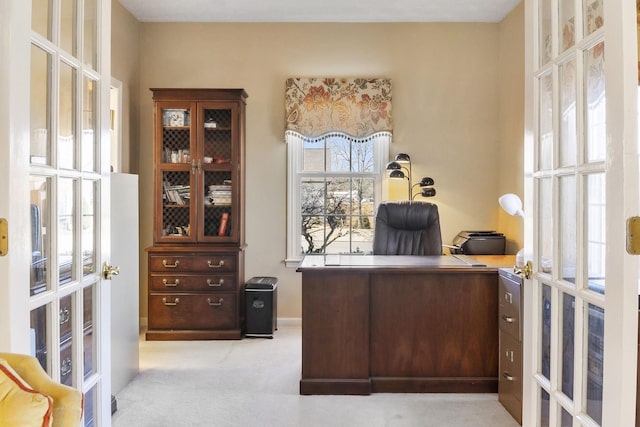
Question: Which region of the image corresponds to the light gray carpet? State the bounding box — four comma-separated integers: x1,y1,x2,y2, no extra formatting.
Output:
111,324,520,427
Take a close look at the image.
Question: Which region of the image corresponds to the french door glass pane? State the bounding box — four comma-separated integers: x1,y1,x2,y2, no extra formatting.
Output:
538,178,553,273
30,45,51,165
60,0,77,55
586,303,604,424
586,173,605,294
541,284,552,379
58,178,75,285
559,0,576,52
560,407,573,426
30,177,50,295
559,59,577,167
59,62,76,170
84,385,96,426
83,0,97,69
561,293,575,398
82,180,96,276
59,294,74,387
539,73,554,170
559,175,577,283
32,0,52,40
583,0,604,36
540,387,551,426
585,42,606,162
82,77,97,172
83,285,96,378
30,304,50,373
539,0,553,65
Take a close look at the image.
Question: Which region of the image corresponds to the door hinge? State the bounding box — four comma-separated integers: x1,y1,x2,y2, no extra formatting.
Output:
0,218,7,256
626,216,640,255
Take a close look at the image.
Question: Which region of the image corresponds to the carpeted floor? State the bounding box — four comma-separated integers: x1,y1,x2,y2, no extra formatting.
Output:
111,323,520,427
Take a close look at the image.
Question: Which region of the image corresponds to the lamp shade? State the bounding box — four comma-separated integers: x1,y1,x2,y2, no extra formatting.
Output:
394,153,411,163
499,193,524,217
386,161,402,171
417,177,434,187
389,169,406,179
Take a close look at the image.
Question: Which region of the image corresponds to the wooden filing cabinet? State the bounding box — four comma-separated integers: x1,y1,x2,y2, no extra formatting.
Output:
498,267,523,424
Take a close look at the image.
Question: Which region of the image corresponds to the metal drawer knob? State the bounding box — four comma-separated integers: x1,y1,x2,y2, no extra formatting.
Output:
502,372,515,381
162,297,180,306
162,278,180,287
207,297,224,306
162,259,180,268
207,260,225,269
207,278,224,287
502,315,515,323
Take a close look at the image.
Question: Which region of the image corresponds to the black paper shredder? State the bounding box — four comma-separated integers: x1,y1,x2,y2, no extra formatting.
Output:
245,276,278,338
450,231,506,255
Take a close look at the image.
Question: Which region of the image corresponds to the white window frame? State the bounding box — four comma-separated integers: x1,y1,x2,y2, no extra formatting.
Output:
285,132,390,267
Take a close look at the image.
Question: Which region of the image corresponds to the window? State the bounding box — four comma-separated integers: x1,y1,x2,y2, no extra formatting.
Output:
285,132,390,265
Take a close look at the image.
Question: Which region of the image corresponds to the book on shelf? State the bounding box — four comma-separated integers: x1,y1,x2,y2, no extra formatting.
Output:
218,212,229,236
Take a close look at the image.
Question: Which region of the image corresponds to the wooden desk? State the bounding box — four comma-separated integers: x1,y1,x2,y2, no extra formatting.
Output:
297,254,515,395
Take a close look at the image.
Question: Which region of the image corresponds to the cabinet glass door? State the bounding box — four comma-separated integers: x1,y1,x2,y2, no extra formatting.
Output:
157,103,196,242
199,104,238,242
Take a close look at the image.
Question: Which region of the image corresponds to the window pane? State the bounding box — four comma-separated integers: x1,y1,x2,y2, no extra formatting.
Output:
585,42,606,162
560,175,577,283
59,62,77,170
326,137,350,172
60,0,77,55
301,215,325,254
561,293,575,399
538,178,553,273
584,0,604,36
32,0,52,40
31,45,51,165
540,0,552,65
559,0,575,52
30,177,50,295
82,180,96,276
303,140,324,172
59,294,75,386
84,0,97,69
586,303,604,424
82,77,97,171
561,406,573,426
587,173,605,294
541,283,552,380
540,387,550,427
30,305,50,374
83,285,96,378
538,73,553,171
352,140,374,172
59,178,75,284
84,385,97,426
559,59,577,167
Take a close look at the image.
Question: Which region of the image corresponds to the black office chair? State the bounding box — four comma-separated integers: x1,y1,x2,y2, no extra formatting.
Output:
372,201,442,255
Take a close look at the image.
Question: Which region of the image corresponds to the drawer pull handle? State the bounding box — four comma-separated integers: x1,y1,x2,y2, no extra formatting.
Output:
61,358,72,377
504,291,513,304
162,259,180,268
162,297,180,306
162,278,180,287
59,308,70,325
207,297,224,306
505,350,514,362
207,260,225,269
502,372,515,381
207,278,224,287
502,315,515,323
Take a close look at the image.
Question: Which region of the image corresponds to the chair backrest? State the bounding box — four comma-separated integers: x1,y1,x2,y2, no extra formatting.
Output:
373,201,442,255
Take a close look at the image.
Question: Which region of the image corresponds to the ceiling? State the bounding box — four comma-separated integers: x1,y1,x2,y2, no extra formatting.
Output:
118,0,522,23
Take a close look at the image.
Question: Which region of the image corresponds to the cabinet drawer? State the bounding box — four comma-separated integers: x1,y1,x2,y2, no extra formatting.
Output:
149,274,236,292
149,254,236,273
499,330,522,400
499,273,521,340
148,293,236,330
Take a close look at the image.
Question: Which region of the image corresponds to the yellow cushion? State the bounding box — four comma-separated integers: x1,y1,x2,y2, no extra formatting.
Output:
0,358,53,427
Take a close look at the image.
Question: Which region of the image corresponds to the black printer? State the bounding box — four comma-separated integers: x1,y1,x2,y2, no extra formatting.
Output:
450,231,505,255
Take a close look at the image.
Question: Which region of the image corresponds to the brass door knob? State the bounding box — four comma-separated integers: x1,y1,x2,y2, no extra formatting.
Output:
102,262,120,280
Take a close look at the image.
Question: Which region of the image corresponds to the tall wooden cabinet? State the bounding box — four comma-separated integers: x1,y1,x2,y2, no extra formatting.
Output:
146,88,247,340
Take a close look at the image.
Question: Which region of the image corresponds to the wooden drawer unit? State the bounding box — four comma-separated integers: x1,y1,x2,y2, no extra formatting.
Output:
146,247,244,340
498,268,523,424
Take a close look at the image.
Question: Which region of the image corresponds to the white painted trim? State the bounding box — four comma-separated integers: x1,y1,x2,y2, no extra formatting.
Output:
276,317,302,327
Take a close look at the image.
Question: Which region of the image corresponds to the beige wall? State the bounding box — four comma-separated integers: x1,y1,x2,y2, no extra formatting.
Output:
133,15,524,319
111,0,140,174
497,3,525,253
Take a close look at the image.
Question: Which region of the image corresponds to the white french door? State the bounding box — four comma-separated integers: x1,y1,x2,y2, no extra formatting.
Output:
0,0,113,426
523,0,638,425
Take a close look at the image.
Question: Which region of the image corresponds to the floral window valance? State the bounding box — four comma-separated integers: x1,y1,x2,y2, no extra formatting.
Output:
285,77,392,138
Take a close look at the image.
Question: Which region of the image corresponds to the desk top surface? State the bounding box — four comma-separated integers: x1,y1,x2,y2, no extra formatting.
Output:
297,254,516,271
